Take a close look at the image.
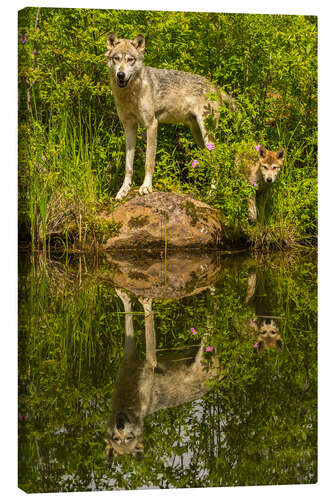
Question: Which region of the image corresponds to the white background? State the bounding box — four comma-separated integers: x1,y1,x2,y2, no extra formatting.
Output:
1,1,331,498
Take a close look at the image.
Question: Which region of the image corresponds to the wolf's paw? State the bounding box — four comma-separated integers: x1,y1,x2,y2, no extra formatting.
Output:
139,296,152,310
115,288,131,305
139,184,152,196
115,184,131,201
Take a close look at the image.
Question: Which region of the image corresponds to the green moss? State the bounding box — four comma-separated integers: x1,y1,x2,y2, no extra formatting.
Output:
128,215,150,229
183,200,209,227
128,271,147,280
88,217,122,241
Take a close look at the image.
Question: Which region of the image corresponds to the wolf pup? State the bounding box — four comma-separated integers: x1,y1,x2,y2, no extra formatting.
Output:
256,318,283,354
242,270,283,354
105,32,236,200
238,145,285,221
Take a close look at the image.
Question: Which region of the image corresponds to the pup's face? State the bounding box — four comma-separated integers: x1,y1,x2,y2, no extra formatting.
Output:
257,319,283,354
105,33,145,89
258,146,285,184
105,411,144,461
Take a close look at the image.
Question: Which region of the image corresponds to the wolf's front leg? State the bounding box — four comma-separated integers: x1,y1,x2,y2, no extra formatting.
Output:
139,297,157,367
248,195,257,222
115,288,136,360
116,122,137,201
139,119,158,196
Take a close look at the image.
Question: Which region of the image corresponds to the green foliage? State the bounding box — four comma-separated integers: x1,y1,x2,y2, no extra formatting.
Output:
18,8,317,249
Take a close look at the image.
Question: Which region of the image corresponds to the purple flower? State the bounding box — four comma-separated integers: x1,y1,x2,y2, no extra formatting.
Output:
254,144,260,152
254,342,258,348
191,159,199,168
206,143,215,151
205,346,214,352
190,327,198,335
252,180,258,188
19,32,28,44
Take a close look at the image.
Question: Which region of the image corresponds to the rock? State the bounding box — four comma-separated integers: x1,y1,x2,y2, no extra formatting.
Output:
103,192,222,250
101,250,222,299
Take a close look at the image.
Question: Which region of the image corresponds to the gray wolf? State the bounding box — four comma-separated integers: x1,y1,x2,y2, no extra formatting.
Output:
105,32,236,200
105,289,220,461
236,145,285,221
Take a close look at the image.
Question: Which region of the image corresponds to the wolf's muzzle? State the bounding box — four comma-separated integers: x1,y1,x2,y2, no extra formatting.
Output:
117,72,129,88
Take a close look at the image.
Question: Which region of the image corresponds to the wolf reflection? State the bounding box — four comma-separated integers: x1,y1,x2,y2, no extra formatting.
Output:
105,258,283,461
105,288,220,461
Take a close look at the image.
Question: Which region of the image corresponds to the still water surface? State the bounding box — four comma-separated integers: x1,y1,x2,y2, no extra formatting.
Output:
18,250,317,492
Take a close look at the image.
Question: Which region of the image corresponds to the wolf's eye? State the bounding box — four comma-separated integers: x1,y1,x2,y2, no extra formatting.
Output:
113,437,121,443
113,55,121,63
127,57,135,63
263,165,268,170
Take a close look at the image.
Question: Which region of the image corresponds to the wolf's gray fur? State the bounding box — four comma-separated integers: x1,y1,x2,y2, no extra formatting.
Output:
105,33,236,200
105,290,220,461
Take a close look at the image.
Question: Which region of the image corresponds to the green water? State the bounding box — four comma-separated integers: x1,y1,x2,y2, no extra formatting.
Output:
18,250,317,492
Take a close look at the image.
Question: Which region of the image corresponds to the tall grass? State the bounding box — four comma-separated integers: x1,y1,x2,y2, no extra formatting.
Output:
21,89,122,250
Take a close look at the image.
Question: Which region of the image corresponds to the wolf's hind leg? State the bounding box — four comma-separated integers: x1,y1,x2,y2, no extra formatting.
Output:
188,120,205,148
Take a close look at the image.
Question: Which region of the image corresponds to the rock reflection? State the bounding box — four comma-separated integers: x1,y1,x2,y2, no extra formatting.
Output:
104,250,222,299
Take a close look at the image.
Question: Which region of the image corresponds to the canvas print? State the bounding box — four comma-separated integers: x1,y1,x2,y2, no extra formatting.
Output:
18,7,317,492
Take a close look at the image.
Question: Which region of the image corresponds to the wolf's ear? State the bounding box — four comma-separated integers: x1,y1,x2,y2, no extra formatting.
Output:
258,145,267,159
106,32,119,50
275,339,283,352
132,34,145,53
276,147,285,161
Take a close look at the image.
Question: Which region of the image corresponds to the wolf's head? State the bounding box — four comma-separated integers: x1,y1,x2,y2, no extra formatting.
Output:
105,410,144,461
256,318,283,354
257,145,285,184
105,33,145,89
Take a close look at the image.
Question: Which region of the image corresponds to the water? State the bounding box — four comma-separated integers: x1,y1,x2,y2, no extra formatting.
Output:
18,250,317,492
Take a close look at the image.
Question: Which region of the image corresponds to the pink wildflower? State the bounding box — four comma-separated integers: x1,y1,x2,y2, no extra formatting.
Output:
254,343,258,348
191,160,199,168
19,33,28,44
205,346,214,352
252,180,258,188
190,327,198,335
206,143,215,151
254,144,260,152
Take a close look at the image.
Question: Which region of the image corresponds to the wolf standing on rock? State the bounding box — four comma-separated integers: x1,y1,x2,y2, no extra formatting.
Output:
105,32,236,201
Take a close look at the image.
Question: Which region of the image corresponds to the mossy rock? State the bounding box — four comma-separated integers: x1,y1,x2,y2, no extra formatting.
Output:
103,191,223,250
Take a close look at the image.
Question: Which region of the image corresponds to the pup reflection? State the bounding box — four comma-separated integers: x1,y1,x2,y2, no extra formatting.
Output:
244,270,283,354
255,318,283,354
105,289,220,461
